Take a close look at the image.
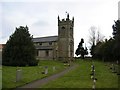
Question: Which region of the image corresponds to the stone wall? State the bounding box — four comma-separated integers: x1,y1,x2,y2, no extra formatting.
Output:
36,41,58,60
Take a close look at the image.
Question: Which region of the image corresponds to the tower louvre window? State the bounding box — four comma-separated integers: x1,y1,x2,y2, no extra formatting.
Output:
70,27,72,29
39,42,42,45
49,42,52,45
62,26,65,29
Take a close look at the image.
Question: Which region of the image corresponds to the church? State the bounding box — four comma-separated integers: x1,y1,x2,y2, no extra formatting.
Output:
32,14,74,61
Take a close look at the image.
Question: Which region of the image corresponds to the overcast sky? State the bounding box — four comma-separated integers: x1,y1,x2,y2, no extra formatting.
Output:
0,0,119,55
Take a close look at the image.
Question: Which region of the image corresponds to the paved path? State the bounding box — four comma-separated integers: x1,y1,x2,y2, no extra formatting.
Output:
15,64,78,89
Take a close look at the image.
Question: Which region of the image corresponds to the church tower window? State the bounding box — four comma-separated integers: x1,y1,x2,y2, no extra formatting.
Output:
39,42,42,45
46,50,49,56
62,26,65,29
49,42,52,45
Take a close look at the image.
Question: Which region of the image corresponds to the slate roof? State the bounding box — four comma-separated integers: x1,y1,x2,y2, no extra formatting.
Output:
32,36,58,43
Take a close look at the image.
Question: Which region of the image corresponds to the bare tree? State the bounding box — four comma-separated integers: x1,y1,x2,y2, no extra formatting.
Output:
88,26,96,46
89,26,104,45
96,27,105,44
88,26,105,57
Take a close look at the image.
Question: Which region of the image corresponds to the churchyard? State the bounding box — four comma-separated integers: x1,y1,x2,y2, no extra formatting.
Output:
41,59,118,88
2,60,66,88
2,59,119,89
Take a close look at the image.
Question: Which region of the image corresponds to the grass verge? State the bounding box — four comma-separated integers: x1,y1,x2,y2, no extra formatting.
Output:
41,59,118,88
2,60,66,89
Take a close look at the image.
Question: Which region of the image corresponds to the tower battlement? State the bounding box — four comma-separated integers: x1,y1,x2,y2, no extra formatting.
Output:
58,14,74,26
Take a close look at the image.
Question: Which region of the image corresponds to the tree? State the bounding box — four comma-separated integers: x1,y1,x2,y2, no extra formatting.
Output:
84,46,88,56
89,26,97,58
90,42,95,58
96,30,105,44
102,38,115,61
88,26,96,46
89,20,120,62
112,20,120,61
2,26,38,66
89,26,104,58
75,38,88,59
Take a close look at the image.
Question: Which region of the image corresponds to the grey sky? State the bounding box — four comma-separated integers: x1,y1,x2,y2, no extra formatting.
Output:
0,0,119,55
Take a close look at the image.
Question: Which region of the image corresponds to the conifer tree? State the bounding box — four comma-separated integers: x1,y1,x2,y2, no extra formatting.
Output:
75,38,88,59
2,26,38,66
112,20,120,61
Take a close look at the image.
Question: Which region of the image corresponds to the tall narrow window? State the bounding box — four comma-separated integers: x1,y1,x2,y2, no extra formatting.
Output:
36,50,39,56
46,50,49,57
70,27,73,38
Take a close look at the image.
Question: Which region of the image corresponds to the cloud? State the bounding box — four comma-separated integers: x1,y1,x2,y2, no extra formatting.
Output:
32,20,49,27
0,0,119,55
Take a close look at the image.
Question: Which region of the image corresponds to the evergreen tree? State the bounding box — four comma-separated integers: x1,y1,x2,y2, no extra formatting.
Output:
112,20,120,61
90,42,95,58
84,47,88,56
2,26,38,66
75,38,88,59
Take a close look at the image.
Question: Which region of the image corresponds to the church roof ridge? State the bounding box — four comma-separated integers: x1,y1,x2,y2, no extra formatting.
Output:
33,35,58,39
32,35,58,43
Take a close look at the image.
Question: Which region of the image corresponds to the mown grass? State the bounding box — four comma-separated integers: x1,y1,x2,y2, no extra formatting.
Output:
2,60,66,89
41,59,118,88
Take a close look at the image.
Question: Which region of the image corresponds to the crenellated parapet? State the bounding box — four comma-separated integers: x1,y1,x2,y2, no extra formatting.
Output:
58,14,74,26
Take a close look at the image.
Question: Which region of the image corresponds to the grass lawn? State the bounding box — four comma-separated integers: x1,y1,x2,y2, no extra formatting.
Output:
41,59,118,88
2,60,66,89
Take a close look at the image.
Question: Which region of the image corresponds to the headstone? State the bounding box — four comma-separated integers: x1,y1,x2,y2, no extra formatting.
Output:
91,75,94,79
112,64,117,73
92,78,96,89
16,69,22,82
92,84,95,90
117,60,119,64
91,65,95,71
44,66,48,74
91,64,95,78
93,79,96,83
53,66,56,71
91,64,97,89
117,66,120,75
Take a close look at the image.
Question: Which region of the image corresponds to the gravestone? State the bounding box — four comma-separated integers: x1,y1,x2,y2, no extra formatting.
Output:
116,60,120,75
53,66,56,72
16,68,22,82
90,64,97,89
92,83,96,90
112,64,117,73
91,64,95,78
44,66,48,74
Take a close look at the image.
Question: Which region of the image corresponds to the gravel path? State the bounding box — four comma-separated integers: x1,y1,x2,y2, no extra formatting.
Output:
15,64,78,89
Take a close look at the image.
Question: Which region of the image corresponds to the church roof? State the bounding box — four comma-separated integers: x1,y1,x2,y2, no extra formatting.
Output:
32,36,58,43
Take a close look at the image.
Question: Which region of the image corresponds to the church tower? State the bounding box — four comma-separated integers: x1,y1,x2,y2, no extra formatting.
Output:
58,13,74,62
